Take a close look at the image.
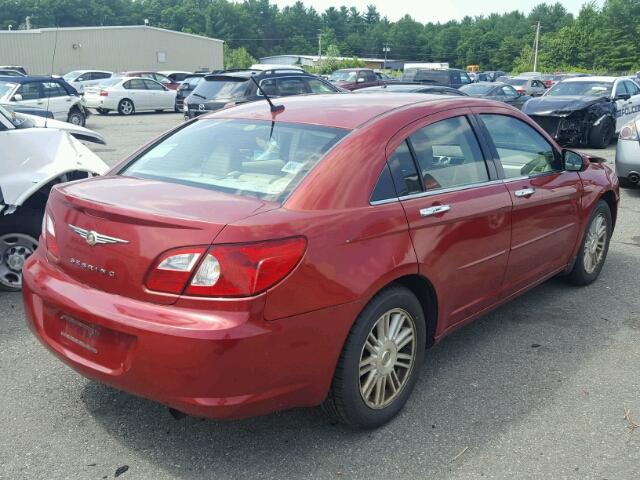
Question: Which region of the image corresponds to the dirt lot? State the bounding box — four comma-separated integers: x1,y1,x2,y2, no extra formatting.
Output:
1,112,639,480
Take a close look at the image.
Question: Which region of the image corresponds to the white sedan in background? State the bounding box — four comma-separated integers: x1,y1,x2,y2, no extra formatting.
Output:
84,77,177,115
62,70,113,93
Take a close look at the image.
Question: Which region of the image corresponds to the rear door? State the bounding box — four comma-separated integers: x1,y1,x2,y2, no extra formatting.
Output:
122,78,148,110
142,79,172,109
389,109,512,333
42,81,73,120
476,110,582,296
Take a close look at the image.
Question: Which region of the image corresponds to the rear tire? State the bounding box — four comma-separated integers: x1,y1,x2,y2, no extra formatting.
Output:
565,200,612,285
323,285,426,429
588,118,614,149
618,177,637,189
118,99,135,116
0,208,42,292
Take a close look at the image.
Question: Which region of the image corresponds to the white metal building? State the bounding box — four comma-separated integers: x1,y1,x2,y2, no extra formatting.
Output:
0,26,223,75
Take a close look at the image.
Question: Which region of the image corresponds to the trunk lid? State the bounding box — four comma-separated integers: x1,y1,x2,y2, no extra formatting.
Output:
48,176,275,304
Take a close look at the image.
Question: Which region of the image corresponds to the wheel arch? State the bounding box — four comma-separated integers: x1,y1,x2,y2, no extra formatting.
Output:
600,189,618,230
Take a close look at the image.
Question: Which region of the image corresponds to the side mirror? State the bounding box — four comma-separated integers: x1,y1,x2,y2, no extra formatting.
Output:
615,93,631,101
356,78,365,83
12,93,22,102
563,149,586,171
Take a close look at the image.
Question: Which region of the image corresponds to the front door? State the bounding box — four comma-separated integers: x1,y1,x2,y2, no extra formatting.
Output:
122,78,148,110
388,111,512,334
477,111,582,296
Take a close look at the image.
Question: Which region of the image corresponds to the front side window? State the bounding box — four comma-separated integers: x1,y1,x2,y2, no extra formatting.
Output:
122,119,348,203
42,82,67,97
143,79,165,91
502,85,517,96
481,114,561,178
409,116,489,190
306,78,335,93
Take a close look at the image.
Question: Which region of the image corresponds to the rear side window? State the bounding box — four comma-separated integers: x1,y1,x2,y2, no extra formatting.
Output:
481,114,561,178
42,82,67,97
124,79,146,90
277,78,307,96
143,79,164,91
387,141,422,197
409,116,489,190
122,120,348,203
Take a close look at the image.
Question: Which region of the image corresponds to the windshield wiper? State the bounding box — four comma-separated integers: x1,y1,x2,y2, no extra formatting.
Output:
191,93,206,100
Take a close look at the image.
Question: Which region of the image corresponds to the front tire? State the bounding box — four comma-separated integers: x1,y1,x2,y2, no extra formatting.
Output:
565,200,612,285
0,208,42,291
588,118,614,149
323,285,426,429
67,109,86,126
118,99,135,116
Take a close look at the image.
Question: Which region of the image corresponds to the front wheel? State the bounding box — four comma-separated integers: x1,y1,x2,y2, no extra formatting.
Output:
588,118,614,149
565,200,612,285
67,109,86,126
323,285,426,429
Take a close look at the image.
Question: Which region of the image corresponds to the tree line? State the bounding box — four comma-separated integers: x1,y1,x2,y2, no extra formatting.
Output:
1,0,639,73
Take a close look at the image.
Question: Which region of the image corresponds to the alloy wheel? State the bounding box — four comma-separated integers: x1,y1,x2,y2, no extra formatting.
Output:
359,308,417,409
583,213,607,274
121,101,133,115
0,233,38,290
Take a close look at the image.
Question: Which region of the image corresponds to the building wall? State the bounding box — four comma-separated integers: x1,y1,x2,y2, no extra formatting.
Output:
0,26,223,75
260,55,316,67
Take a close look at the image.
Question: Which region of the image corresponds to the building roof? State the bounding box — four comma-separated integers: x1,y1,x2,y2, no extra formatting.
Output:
260,54,396,64
205,93,475,130
0,25,223,44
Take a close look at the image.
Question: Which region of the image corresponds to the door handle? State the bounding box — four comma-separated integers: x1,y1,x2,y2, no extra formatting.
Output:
420,205,451,217
514,187,536,198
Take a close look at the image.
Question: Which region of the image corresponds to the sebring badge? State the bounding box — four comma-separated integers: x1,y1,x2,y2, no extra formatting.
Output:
68,225,129,246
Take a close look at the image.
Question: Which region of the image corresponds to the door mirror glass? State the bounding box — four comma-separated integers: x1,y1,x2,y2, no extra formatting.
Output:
357,77,366,83
563,149,584,171
12,93,22,102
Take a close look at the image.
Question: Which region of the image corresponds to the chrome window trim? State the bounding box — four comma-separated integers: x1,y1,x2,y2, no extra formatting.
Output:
370,197,400,206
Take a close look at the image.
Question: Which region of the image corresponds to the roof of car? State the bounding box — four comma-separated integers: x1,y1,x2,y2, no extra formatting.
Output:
0,75,63,83
358,84,459,93
562,76,617,83
205,93,485,130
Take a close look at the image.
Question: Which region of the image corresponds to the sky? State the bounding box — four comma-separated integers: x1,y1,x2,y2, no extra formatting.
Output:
269,0,593,23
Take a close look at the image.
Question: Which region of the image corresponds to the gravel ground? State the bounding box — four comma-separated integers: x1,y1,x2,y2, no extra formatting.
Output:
1,113,639,480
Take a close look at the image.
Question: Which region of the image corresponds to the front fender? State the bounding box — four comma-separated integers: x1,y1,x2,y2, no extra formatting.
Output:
0,129,108,209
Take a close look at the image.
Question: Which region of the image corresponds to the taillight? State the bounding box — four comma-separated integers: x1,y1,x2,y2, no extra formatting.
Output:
146,237,307,297
146,247,206,294
99,90,108,96
43,212,60,258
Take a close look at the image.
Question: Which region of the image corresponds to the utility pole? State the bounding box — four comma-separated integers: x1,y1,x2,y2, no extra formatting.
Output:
533,21,540,72
382,43,391,69
317,32,322,59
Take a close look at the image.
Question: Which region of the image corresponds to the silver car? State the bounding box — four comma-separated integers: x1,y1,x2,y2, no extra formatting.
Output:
615,114,640,187
505,77,547,96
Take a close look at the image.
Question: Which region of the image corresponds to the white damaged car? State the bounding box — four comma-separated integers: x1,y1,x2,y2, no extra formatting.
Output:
0,105,108,290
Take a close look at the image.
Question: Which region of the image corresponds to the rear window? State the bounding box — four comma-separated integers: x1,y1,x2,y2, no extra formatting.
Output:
403,69,449,84
192,78,248,100
121,119,349,202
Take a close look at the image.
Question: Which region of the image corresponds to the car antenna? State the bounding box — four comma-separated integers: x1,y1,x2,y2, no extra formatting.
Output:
249,76,284,113
44,26,59,129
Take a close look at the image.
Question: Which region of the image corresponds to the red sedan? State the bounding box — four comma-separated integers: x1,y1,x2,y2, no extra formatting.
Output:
22,94,619,429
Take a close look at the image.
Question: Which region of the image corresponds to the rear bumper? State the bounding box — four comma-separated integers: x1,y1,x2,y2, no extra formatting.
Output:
615,139,640,179
22,249,363,419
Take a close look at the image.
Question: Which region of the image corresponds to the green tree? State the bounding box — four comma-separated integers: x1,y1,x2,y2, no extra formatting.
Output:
224,45,256,69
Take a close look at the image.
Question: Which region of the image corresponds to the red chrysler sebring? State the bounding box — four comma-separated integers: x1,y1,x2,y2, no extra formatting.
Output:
22,93,619,429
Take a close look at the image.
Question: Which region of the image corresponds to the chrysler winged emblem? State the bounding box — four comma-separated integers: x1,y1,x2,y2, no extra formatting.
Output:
68,225,129,246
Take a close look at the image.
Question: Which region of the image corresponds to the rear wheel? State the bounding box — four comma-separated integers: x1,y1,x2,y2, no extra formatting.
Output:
118,99,135,116
588,118,614,149
0,208,42,291
323,285,426,429
67,108,86,126
565,200,612,285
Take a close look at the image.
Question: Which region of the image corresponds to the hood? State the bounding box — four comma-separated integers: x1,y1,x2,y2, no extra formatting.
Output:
0,129,108,208
522,95,607,117
18,113,106,144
